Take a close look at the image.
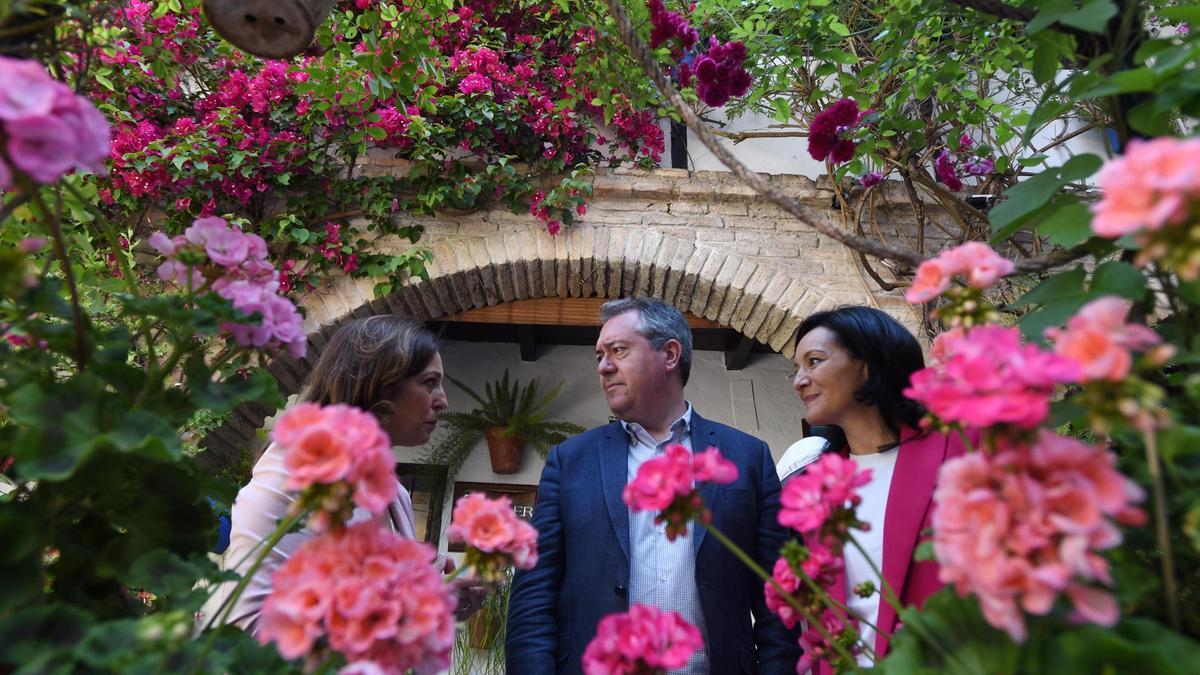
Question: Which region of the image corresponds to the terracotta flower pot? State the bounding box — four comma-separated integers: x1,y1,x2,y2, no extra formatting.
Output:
485,427,524,474
203,0,337,59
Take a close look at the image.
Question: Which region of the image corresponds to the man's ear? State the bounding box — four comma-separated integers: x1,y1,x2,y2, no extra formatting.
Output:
662,339,682,374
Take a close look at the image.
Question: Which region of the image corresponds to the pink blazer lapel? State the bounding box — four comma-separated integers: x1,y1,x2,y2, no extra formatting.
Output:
873,429,949,656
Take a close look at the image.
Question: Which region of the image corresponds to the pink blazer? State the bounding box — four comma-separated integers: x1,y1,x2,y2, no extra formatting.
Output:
819,427,968,672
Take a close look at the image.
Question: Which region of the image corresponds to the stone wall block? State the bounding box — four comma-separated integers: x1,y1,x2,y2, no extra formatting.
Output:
634,229,664,296
648,235,681,297
587,227,611,298
661,239,695,302
742,273,791,338
718,260,758,326
536,231,557,300
605,228,629,299
704,254,743,321
571,228,594,298
691,249,729,317
466,238,500,306
755,281,806,344
504,235,531,300
621,229,646,296
675,246,713,309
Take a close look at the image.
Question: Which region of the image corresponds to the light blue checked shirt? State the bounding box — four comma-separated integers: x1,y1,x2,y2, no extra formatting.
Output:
623,402,709,674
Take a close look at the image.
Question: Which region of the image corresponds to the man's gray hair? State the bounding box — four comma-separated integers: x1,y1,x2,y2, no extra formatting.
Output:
600,296,693,385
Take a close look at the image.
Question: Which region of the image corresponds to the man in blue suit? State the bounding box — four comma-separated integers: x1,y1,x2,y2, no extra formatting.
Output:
507,297,800,674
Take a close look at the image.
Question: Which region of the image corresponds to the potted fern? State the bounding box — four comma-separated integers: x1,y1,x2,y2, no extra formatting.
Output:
424,370,584,476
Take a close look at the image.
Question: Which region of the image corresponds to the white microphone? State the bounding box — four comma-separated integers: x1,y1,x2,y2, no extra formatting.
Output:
776,436,829,483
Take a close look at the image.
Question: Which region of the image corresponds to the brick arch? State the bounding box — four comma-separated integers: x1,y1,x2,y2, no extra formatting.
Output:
197,228,830,470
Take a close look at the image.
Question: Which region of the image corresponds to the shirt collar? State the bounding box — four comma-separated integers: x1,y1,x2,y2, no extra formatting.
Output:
620,401,693,446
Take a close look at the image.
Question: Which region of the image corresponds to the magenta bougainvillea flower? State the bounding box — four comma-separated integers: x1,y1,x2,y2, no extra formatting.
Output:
934,149,965,191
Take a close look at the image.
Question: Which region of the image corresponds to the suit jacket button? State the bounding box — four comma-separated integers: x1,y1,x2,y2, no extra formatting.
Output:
614,584,627,597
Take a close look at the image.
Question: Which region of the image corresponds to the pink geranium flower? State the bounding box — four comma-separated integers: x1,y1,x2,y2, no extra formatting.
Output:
272,403,397,531
778,453,870,540
1091,137,1200,238
1045,296,1165,382
260,522,456,671
622,443,738,541
446,493,539,580
905,242,1016,304
582,604,703,675
932,430,1144,642
905,325,1081,429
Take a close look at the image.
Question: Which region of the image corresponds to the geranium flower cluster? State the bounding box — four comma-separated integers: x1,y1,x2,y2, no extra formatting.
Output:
581,604,703,675
934,134,994,192
905,325,1081,430
905,242,1015,325
807,98,865,164
259,522,457,672
933,430,1146,642
445,492,539,582
1091,136,1200,279
622,443,738,541
148,216,306,358
769,454,871,672
1046,296,1172,433
0,56,110,190
796,608,861,675
763,540,842,630
271,403,398,533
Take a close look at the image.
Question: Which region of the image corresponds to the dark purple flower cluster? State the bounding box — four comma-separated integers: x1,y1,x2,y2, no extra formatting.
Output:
934,133,994,192
648,0,698,55
690,37,751,107
807,98,861,164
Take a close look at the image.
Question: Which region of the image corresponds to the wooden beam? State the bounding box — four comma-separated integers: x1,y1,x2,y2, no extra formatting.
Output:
435,297,722,329
518,324,537,362
724,335,755,370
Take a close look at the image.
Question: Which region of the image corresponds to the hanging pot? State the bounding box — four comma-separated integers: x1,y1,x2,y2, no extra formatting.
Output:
484,427,524,474
202,0,337,59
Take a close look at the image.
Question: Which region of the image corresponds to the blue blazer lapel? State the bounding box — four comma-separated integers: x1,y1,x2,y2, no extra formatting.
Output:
599,423,631,564
691,414,720,555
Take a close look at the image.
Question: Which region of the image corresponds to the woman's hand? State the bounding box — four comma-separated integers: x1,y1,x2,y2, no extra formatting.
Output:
437,555,495,620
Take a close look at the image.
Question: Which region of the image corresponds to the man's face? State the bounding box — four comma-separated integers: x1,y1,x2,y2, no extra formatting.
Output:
595,310,671,420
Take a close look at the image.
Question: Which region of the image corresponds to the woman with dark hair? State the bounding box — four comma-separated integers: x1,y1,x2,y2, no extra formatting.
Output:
204,315,482,632
789,305,968,666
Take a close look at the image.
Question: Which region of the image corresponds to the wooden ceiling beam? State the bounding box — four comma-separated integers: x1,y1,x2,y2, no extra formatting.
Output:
434,297,723,329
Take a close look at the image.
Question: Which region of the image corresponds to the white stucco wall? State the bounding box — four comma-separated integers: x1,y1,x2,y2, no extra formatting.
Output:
392,338,806,560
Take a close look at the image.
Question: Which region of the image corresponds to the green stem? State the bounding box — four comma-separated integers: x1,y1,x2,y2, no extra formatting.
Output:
59,182,155,367
29,189,87,369
190,509,307,674
699,521,860,667
846,534,963,668
1143,429,1181,630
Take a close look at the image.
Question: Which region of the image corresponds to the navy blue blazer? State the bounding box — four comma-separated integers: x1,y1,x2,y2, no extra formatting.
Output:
506,413,801,674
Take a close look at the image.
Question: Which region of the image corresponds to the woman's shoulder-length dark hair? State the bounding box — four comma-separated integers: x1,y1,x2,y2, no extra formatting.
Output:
794,305,927,437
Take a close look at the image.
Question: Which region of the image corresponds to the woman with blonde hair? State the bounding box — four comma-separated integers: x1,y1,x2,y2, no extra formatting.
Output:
205,315,469,632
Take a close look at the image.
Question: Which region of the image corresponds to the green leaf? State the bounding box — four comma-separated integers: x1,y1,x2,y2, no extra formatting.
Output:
365,125,387,141
990,155,1102,239
1090,261,1146,300
1060,0,1118,33
1038,201,1093,247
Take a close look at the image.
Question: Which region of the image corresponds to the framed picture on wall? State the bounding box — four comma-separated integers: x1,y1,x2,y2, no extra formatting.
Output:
447,481,539,552
395,463,449,548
